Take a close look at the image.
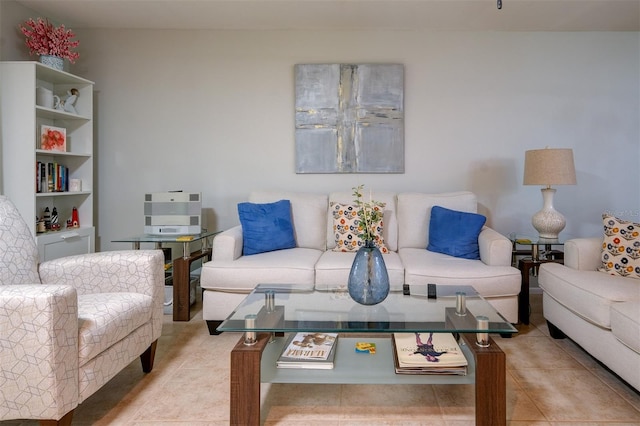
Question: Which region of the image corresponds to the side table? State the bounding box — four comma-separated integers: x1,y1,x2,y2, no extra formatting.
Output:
511,236,565,325
113,230,220,321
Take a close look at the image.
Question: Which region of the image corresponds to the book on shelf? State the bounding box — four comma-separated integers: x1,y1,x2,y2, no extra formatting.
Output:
276,332,338,370
36,161,69,193
392,332,468,375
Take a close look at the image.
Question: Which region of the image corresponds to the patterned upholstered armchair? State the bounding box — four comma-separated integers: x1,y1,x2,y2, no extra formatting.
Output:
0,196,165,425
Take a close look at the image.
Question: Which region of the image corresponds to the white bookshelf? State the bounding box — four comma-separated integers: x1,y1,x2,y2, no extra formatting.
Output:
1,61,95,261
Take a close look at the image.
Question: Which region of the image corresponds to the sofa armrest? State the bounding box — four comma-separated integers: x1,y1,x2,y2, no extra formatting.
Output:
478,227,512,266
212,225,243,261
564,237,603,271
39,250,165,297
0,284,79,421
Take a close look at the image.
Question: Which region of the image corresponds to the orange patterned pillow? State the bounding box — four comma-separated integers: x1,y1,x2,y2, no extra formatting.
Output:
330,202,388,253
599,214,640,279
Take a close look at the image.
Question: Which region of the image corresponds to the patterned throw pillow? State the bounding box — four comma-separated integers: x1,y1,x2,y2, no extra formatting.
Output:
599,214,640,279
330,202,388,253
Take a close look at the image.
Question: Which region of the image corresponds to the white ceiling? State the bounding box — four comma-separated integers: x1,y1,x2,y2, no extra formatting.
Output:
14,0,640,31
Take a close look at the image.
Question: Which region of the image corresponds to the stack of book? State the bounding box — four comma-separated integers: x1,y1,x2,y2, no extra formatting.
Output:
392,332,468,375
276,332,338,370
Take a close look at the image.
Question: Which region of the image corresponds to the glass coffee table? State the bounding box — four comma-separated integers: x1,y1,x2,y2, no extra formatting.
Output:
218,284,517,426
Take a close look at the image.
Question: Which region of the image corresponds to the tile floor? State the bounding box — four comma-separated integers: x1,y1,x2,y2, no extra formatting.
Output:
2,293,639,425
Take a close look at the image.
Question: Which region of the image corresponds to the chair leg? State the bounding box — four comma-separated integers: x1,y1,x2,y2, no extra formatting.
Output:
140,340,158,373
40,410,73,426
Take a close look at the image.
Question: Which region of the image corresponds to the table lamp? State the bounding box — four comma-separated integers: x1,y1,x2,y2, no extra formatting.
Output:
523,148,576,239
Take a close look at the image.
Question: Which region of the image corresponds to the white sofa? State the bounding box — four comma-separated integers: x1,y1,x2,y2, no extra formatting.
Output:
539,238,640,392
201,190,521,333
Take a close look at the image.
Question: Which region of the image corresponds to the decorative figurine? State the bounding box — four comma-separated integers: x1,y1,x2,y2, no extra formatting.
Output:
43,207,51,230
71,206,79,228
50,207,60,231
36,217,46,233
55,88,79,114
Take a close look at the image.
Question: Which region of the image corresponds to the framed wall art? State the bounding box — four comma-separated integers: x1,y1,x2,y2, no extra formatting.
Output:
40,125,67,152
295,63,404,174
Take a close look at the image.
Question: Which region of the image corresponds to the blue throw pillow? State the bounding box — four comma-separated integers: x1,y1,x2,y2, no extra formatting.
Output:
427,205,486,260
238,199,296,255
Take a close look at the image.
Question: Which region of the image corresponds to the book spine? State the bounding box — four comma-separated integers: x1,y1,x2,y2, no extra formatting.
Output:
47,163,54,192
59,165,66,192
40,162,46,192
36,161,40,192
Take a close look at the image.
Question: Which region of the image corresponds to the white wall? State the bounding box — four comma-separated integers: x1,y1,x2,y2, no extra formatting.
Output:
2,1,638,252
0,1,33,61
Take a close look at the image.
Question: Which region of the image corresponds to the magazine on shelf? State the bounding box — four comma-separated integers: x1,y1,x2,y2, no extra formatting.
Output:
276,332,338,369
392,332,468,375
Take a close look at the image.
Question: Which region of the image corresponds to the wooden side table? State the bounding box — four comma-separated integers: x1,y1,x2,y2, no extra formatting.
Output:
512,236,565,325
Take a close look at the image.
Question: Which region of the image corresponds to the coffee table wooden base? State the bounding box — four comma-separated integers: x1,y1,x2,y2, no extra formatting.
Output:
229,332,506,426
461,333,507,425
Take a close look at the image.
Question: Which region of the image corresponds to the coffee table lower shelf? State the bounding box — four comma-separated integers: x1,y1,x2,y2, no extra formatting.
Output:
230,332,506,426
262,336,475,384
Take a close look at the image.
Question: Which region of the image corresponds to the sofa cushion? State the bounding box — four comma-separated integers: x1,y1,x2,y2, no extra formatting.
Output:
539,262,640,329
400,247,520,298
397,192,477,250
315,250,405,292
330,202,388,253
238,199,296,255
611,301,640,354
599,214,640,280
327,192,398,252
427,206,486,260
77,292,153,367
200,247,321,292
249,192,328,251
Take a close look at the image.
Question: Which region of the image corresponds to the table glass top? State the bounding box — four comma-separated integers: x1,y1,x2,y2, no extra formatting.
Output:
217,284,518,334
112,229,220,243
510,234,565,246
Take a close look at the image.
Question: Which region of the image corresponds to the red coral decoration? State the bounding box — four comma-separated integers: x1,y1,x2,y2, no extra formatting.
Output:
20,18,80,63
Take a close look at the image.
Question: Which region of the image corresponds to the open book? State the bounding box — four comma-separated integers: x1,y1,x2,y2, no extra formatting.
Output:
392,332,468,375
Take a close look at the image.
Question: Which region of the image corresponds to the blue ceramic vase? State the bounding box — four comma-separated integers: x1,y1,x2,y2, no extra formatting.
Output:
348,240,390,305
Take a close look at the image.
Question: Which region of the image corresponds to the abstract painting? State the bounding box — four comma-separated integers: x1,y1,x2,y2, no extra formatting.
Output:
295,63,404,173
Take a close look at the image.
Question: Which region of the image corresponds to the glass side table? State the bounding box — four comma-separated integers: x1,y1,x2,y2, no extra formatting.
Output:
113,230,220,321
510,234,565,325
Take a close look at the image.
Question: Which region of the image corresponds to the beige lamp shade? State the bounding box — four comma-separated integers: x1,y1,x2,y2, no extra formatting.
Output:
523,148,576,187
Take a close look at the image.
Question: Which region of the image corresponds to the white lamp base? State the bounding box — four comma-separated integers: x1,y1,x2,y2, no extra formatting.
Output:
532,188,566,239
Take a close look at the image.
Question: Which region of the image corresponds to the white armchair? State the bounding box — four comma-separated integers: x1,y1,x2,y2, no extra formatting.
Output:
0,196,165,425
